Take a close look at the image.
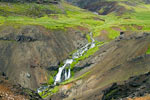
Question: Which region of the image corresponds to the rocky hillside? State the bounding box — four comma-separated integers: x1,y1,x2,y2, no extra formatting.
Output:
50,32,150,100
0,0,150,100
103,71,150,100
0,25,87,89
67,0,150,15
0,0,98,90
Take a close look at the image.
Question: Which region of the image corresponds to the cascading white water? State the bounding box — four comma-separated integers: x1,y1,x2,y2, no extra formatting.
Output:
65,69,67,80
67,68,71,79
54,32,96,85
54,59,73,85
37,32,96,94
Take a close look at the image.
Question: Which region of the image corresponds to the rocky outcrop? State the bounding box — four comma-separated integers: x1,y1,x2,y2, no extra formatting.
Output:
102,71,150,100
0,25,88,90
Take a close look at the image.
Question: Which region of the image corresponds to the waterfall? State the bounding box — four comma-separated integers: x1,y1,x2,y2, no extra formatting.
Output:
54,32,95,85
54,59,73,85
37,32,96,94
67,68,71,79
65,69,67,80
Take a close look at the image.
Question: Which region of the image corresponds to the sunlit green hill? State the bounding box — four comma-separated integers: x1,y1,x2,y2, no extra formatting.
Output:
0,0,150,41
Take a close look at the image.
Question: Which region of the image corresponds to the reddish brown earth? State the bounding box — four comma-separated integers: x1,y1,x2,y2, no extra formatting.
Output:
0,77,28,100
111,26,122,32
128,96,150,100
0,74,42,100
0,83,27,100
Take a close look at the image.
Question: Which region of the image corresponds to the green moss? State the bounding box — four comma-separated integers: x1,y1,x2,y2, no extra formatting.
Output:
0,2,104,32
1,1,150,38
146,46,150,55
108,29,120,39
39,86,59,98
99,8,105,14
48,76,54,85
86,34,92,42
105,89,118,100
70,42,104,69
61,71,91,85
62,42,104,85
51,86,59,94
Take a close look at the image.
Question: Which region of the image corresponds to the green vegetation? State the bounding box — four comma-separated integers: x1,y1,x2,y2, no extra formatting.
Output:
48,76,54,85
39,41,104,98
105,89,118,100
0,1,150,40
146,46,150,55
39,86,59,98
70,42,104,69
0,2,104,32
40,70,90,98
86,34,92,42
61,41,105,85
61,71,91,85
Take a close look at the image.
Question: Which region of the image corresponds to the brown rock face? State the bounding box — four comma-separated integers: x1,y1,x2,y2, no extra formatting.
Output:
0,25,87,89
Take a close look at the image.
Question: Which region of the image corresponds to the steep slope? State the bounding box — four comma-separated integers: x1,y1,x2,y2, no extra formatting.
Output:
50,32,150,100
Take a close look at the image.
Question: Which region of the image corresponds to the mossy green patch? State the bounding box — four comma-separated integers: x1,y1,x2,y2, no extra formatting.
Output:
61,71,91,85
146,46,150,55
48,76,54,85
86,34,92,42
39,86,59,98
105,89,118,100
70,42,104,69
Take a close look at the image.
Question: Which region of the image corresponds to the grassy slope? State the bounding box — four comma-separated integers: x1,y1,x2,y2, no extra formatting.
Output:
67,0,150,39
0,2,104,34
0,1,150,40
94,0,150,38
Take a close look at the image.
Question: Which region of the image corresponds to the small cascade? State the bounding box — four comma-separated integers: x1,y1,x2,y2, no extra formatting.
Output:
67,68,71,79
37,32,96,94
54,59,73,85
90,32,96,48
65,69,67,80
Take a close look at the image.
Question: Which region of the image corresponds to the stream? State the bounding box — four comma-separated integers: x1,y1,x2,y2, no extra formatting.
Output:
37,32,96,95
